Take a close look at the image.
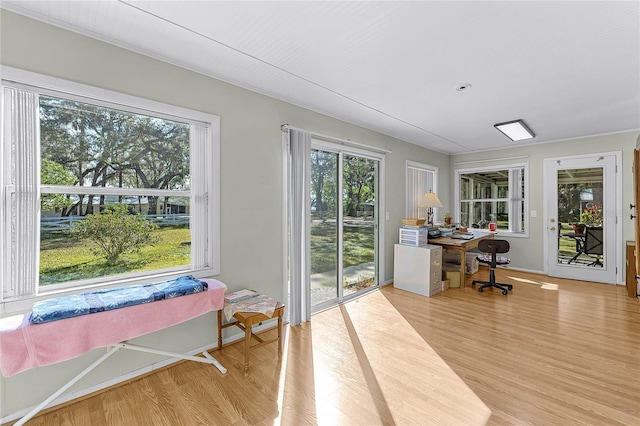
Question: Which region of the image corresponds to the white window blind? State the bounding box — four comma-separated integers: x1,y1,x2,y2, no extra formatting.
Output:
190,123,212,270
510,167,525,233
406,161,437,219
2,87,40,299
286,128,312,326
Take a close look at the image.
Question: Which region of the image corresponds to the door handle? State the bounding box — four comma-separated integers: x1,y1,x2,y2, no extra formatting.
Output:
549,226,556,231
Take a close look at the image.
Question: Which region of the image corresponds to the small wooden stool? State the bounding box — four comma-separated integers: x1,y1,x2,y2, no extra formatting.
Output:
217,302,284,372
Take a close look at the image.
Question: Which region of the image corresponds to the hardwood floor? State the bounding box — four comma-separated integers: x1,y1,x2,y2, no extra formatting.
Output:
14,269,640,425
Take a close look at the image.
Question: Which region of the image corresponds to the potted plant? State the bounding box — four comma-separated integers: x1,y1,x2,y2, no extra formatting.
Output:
580,203,603,227
571,223,586,235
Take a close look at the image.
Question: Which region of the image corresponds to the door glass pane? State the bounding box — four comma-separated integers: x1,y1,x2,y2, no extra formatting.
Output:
342,154,377,297
557,167,604,267
310,149,338,307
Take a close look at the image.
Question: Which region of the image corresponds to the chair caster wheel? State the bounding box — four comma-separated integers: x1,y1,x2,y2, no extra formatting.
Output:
502,290,508,295
478,287,483,292
507,285,513,290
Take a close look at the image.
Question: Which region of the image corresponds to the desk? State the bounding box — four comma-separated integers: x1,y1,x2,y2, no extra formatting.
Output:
217,300,284,372
428,232,494,287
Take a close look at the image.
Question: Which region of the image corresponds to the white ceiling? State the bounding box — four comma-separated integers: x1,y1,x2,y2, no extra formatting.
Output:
2,1,639,154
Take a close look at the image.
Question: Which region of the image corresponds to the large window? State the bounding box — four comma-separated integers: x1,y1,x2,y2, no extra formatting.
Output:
1,68,220,304
456,164,527,235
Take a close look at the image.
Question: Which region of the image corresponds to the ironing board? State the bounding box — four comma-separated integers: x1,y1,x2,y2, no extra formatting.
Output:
0,278,227,425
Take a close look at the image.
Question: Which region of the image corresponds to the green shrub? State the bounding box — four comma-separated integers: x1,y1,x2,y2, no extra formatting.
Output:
72,203,159,265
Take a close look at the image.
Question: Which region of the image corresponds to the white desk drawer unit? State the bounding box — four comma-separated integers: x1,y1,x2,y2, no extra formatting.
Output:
393,244,443,297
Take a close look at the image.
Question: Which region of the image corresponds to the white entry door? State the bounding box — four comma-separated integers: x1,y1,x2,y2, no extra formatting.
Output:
544,153,620,284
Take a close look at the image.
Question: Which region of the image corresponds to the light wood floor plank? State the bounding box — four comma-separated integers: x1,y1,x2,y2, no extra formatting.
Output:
10,269,640,425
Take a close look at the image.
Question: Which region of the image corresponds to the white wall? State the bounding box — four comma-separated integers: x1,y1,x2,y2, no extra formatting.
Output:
451,131,638,273
0,10,450,418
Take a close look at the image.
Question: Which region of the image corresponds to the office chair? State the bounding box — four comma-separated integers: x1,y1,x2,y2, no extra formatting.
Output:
584,227,603,267
471,239,513,295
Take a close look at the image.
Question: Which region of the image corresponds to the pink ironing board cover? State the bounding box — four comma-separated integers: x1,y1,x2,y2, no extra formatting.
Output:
0,278,226,377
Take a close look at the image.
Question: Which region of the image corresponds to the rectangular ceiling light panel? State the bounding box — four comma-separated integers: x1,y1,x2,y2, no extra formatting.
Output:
494,120,535,141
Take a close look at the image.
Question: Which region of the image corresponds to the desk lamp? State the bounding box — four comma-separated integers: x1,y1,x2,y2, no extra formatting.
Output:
420,192,443,225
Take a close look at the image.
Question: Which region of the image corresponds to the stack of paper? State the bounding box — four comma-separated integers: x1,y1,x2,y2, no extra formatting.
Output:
224,289,258,303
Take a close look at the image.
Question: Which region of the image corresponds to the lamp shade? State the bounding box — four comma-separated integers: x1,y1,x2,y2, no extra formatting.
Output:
419,192,443,208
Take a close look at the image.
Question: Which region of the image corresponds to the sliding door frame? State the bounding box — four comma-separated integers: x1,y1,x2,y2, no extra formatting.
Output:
310,138,385,312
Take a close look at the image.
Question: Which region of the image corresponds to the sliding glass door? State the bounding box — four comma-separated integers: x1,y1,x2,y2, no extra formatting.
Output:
310,142,380,311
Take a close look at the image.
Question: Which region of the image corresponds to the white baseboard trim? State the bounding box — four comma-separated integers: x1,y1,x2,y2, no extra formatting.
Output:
1,319,279,424
504,265,625,285
500,265,546,275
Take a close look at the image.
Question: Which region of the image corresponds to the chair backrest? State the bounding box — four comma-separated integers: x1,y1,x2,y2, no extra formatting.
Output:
478,239,510,254
477,239,510,268
584,227,603,255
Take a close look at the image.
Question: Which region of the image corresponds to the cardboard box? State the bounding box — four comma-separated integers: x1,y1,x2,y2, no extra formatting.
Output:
445,270,461,288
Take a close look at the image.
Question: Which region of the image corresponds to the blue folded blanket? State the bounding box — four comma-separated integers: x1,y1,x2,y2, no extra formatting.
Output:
29,275,208,324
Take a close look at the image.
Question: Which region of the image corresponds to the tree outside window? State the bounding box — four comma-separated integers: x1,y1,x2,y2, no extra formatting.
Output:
38,95,193,285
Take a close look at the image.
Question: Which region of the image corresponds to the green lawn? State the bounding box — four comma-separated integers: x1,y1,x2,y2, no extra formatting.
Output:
310,223,374,274
558,223,579,256
39,227,191,285
41,221,375,284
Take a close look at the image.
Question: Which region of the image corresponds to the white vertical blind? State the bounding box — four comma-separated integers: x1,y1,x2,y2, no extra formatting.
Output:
510,168,524,232
2,87,40,300
286,128,312,326
406,163,436,219
190,124,209,270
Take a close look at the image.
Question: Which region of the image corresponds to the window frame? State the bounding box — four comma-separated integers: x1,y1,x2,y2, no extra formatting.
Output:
308,138,385,312
454,162,529,237
0,66,220,313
